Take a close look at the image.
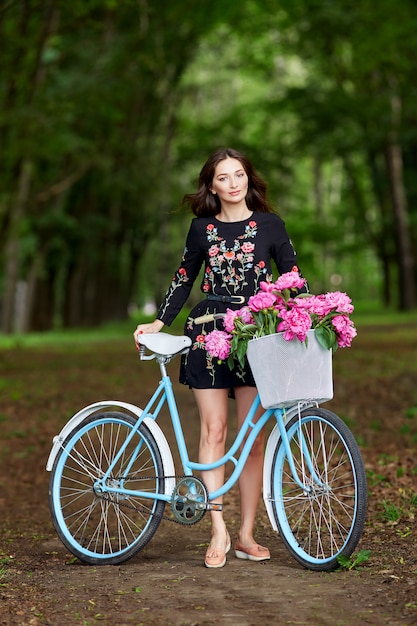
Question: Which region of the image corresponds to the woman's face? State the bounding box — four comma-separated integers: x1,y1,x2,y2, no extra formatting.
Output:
210,158,249,205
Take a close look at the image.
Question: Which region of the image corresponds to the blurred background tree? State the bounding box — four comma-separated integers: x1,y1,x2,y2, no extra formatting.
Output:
1,0,416,333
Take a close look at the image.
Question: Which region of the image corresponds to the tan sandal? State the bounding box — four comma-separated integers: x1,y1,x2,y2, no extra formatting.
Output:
204,534,231,568
234,539,270,562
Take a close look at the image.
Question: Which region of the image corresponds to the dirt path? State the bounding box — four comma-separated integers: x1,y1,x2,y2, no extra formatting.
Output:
1,327,416,625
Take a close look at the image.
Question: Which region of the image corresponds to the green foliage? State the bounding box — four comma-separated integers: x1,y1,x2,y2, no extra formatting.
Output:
337,549,371,570
380,500,401,522
1,0,416,334
365,469,388,488
314,325,338,353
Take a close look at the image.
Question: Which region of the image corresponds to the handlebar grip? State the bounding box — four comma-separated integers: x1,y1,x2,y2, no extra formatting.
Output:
194,314,216,324
194,313,225,325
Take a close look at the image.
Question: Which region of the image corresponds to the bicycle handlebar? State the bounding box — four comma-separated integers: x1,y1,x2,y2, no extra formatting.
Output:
194,313,225,325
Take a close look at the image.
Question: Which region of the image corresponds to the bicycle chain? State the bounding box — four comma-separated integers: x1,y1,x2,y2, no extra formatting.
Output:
99,475,199,525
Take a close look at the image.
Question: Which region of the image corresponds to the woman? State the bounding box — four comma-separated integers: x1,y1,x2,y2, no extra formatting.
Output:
134,147,305,568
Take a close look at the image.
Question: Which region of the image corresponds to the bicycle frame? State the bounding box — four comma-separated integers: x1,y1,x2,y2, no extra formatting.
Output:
97,363,318,504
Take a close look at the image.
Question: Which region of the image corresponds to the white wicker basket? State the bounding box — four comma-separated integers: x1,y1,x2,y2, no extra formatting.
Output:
246,330,333,409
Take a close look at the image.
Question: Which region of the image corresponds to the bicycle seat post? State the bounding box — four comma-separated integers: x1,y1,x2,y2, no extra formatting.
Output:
157,356,169,378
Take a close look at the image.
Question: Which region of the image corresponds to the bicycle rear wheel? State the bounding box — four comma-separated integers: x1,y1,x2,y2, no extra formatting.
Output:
270,407,367,571
49,411,166,565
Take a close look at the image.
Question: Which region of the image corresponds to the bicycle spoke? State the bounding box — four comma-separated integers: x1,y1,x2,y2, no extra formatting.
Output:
49,413,166,564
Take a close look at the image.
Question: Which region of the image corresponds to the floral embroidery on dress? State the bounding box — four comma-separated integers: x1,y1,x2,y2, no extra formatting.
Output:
203,220,266,295
158,261,189,319
188,318,220,384
254,260,272,291
206,223,221,242
238,220,258,239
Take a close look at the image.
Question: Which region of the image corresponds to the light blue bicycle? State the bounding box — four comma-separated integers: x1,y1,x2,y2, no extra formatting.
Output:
47,330,367,571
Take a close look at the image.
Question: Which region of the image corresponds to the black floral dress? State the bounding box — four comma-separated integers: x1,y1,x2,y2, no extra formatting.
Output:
157,212,303,389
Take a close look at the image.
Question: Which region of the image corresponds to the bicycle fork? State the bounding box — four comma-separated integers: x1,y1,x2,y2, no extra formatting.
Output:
274,406,328,494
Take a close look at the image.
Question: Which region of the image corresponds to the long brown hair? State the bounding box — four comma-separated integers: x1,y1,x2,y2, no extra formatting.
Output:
182,148,275,217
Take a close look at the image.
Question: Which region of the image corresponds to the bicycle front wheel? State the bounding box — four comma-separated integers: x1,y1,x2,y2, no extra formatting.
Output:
49,411,166,565
271,407,367,571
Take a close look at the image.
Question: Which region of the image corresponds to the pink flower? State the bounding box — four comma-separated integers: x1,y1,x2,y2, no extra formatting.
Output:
238,306,255,324
290,296,314,311
332,315,357,347
248,291,277,312
273,271,306,292
223,306,254,332
259,281,275,293
277,308,312,342
223,309,241,332
303,294,333,317
205,330,232,360
323,291,354,314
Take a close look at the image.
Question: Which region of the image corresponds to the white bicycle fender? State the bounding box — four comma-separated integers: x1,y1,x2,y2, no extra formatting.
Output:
46,400,176,497
263,403,314,531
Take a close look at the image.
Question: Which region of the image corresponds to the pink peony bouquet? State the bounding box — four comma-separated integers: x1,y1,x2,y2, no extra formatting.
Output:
205,269,357,369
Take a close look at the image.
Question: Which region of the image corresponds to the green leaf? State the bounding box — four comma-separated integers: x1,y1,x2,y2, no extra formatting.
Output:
337,549,371,570
314,325,335,350
355,549,371,565
236,338,248,368
337,554,352,568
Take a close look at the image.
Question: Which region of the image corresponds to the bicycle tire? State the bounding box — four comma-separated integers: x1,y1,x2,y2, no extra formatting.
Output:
270,407,367,571
49,411,166,565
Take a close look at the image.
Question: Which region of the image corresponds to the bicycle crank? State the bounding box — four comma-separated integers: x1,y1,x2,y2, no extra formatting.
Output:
171,476,220,524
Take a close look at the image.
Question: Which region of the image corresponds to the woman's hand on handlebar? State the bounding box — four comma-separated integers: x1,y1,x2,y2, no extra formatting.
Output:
134,319,164,345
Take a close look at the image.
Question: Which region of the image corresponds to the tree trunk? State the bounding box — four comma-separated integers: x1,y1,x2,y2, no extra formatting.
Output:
385,93,416,310
1,159,33,333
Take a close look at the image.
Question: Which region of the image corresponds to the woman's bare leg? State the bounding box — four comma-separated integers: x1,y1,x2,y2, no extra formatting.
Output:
234,386,269,557
193,388,230,564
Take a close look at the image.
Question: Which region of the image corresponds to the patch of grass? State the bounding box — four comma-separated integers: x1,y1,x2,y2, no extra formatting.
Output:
14,445,36,458
0,311,190,350
355,434,367,448
405,407,417,419
337,549,371,570
380,500,401,522
377,453,398,466
396,526,412,538
353,305,417,324
378,490,417,524
4,429,28,439
399,424,412,435
341,415,356,429
0,567,8,583
366,469,388,487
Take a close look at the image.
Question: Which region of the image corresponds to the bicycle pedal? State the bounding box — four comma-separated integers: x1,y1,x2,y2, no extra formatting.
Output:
206,503,223,512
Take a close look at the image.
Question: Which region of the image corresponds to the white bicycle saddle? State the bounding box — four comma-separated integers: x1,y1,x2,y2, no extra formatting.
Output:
138,332,192,356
